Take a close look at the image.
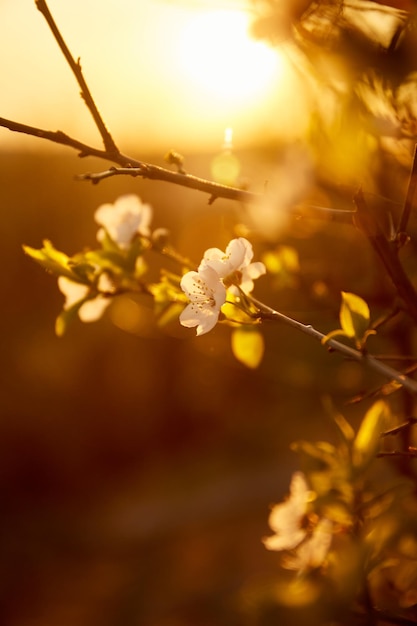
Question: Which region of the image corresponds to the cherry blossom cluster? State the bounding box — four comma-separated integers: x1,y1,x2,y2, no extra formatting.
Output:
179,237,266,336
59,194,152,322
57,195,266,338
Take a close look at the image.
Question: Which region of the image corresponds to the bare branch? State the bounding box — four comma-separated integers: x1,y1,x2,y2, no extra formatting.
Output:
78,165,262,202
354,189,417,324
0,116,119,161
250,295,417,394
0,115,358,222
35,0,119,155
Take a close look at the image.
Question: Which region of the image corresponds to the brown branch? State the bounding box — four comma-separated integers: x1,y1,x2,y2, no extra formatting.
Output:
354,189,417,324
78,166,262,203
377,450,417,458
398,143,417,236
35,0,119,156
381,416,417,437
0,116,120,161
0,115,358,221
249,296,417,394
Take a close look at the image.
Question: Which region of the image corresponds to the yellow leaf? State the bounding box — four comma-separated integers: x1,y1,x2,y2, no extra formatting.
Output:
340,291,370,340
321,328,348,345
23,240,78,280
353,400,390,469
231,328,264,368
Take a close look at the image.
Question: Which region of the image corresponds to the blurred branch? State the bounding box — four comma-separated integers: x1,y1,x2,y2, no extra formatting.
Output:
35,0,119,155
398,143,417,235
372,608,417,626
249,295,417,394
354,189,417,323
377,449,417,458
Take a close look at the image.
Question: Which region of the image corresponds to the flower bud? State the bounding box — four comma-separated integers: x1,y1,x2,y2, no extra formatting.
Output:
151,227,170,249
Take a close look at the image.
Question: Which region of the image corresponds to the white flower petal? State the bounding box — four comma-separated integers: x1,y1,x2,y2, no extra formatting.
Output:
97,273,115,293
199,246,231,277
200,238,249,278
306,518,333,568
94,194,152,248
180,267,226,306
180,266,226,335
78,296,111,322
263,472,310,552
285,518,333,571
244,261,266,281
201,237,264,294
58,276,89,309
263,527,307,552
179,302,220,336
226,237,252,267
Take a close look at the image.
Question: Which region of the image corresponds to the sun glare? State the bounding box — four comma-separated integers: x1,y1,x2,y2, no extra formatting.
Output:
178,9,282,105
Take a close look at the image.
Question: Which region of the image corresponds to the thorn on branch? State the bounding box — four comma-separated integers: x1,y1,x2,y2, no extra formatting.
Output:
381,417,417,437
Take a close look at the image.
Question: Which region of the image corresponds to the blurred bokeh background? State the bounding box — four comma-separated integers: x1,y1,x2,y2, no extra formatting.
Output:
1,1,417,625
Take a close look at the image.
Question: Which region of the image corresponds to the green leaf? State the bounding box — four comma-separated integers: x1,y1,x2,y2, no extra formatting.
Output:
23,240,80,281
231,327,264,368
353,400,390,470
340,291,371,342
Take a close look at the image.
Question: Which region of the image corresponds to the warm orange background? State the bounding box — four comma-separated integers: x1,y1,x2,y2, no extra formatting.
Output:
0,2,409,625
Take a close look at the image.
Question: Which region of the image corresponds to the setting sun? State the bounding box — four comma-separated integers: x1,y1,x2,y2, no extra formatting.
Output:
0,1,302,152
178,9,282,105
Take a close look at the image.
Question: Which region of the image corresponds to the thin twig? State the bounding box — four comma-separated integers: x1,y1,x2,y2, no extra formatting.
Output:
381,417,417,437
0,117,118,160
371,608,417,626
348,363,417,404
398,143,417,236
377,450,417,458
249,296,417,394
79,165,262,203
35,0,119,155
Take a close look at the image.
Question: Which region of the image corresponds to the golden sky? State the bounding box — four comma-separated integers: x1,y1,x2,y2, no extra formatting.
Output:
0,0,308,154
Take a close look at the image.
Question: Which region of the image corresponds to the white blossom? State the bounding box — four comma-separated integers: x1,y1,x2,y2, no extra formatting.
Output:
284,518,333,571
264,472,311,552
94,194,152,249
58,274,113,323
200,237,265,293
263,472,333,572
179,266,226,336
